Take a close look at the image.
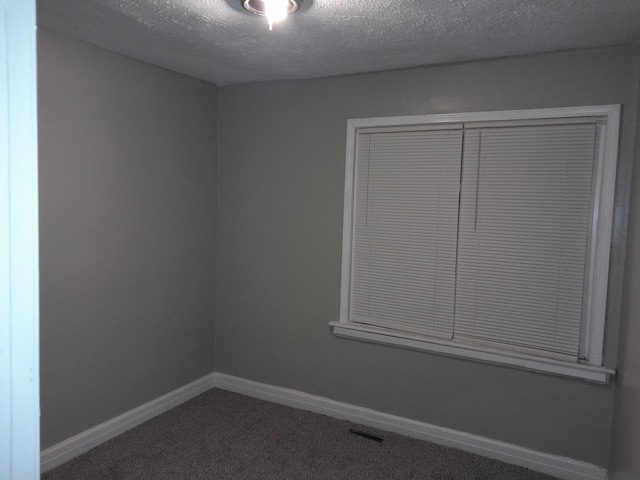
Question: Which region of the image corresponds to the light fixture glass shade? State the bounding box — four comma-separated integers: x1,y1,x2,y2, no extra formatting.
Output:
240,0,303,30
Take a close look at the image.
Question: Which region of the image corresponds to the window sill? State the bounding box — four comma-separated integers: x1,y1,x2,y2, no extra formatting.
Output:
329,321,615,384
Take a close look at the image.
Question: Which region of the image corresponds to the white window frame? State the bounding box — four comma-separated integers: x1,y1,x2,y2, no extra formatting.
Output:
331,105,620,384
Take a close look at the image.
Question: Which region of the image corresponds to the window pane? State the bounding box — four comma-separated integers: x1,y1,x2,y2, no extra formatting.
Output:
351,129,462,337
454,124,597,357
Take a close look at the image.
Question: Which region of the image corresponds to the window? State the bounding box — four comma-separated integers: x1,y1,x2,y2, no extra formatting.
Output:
331,106,620,383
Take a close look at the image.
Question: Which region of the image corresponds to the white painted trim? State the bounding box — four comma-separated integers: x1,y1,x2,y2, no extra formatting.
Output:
1,0,40,478
583,106,620,365
339,119,358,323
40,373,217,472
40,372,609,480
330,322,614,383
213,373,608,480
347,105,621,129
340,105,620,374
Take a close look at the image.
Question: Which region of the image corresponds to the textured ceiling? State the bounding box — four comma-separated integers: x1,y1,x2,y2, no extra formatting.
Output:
37,0,640,86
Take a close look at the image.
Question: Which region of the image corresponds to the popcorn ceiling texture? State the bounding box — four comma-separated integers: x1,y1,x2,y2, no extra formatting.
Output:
37,0,640,85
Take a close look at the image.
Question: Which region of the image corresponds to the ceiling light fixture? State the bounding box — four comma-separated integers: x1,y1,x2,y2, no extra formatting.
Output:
241,0,303,31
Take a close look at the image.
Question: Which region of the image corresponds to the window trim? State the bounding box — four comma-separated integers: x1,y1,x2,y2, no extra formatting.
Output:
335,105,620,383
329,321,615,383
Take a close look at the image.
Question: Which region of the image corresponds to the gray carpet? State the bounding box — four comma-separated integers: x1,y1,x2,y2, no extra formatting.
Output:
42,388,557,479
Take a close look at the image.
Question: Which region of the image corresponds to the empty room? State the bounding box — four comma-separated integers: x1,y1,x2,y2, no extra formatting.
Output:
2,1,640,479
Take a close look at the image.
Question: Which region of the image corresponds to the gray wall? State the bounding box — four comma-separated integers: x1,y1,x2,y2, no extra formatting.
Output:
610,56,640,480
38,29,640,470
38,29,218,448
216,46,640,466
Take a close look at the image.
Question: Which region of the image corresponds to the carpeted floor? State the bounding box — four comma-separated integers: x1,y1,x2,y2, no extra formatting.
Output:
42,388,557,479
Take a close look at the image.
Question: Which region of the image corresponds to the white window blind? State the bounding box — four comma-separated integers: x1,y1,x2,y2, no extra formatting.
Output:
454,123,597,358
350,128,463,337
338,107,620,381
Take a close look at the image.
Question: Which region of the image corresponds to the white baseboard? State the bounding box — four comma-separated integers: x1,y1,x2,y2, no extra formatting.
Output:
41,371,608,480
213,373,608,480
40,373,217,472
